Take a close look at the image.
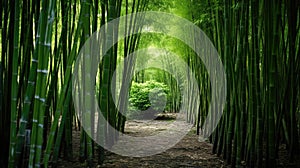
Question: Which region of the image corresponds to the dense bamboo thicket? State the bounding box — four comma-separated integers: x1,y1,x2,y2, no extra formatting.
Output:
0,0,149,167
0,0,299,167
189,0,300,167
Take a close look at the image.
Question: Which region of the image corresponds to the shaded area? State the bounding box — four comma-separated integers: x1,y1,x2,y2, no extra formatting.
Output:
57,118,226,167
57,117,300,167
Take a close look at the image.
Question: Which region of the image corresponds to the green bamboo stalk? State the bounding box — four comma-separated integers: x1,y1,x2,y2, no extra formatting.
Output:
236,1,248,166
14,1,41,165
61,0,69,73
15,27,38,168
8,0,22,167
263,1,276,166
250,0,263,166
79,130,87,162
28,0,56,167
81,0,94,166
0,3,8,165
28,0,48,165
286,0,299,161
43,3,83,166
97,0,107,164
64,90,73,159
51,82,72,166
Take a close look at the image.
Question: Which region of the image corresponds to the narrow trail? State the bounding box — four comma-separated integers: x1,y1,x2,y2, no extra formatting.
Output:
57,115,300,168
100,120,226,168
58,114,227,168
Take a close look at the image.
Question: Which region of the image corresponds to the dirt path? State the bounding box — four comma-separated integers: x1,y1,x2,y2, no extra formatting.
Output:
100,120,226,168
57,116,300,167
57,117,227,168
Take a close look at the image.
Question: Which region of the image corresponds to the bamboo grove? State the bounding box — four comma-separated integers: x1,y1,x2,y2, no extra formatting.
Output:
188,0,300,167
0,0,299,168
0,0,149,167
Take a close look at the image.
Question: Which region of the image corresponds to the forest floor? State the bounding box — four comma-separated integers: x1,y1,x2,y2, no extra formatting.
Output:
57,113,300,168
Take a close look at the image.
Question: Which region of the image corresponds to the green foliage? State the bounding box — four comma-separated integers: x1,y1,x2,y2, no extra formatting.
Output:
128,80,170,119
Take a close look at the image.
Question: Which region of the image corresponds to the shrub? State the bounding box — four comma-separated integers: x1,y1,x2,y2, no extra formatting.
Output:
128,80,170,119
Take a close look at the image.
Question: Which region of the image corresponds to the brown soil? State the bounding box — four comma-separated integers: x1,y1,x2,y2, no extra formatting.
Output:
56,114,300,168
100,118,227,168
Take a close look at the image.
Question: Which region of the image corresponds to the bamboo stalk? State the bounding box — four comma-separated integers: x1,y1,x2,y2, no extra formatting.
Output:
8,0,22,167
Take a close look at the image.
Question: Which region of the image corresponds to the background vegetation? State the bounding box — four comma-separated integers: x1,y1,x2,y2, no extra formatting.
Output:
128,80,170,119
